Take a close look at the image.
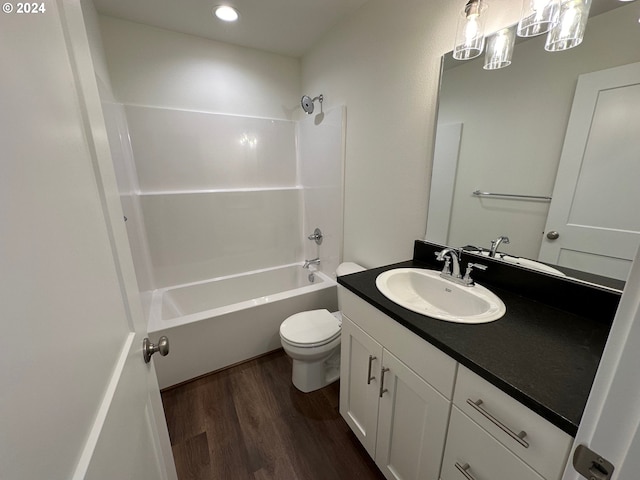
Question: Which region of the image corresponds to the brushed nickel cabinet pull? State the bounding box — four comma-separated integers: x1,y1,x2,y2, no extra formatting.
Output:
455,462,477,480
379,367,390,398
467,398,530,448
367,355,377,384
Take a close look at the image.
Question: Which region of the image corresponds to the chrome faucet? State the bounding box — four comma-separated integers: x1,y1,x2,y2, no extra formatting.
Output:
435,248,461,278
303,257,320,269
489,236,510,257
436,248,487,286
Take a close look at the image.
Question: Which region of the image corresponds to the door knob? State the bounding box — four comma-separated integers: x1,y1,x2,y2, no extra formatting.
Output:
546,230,560,240
143,336,170,363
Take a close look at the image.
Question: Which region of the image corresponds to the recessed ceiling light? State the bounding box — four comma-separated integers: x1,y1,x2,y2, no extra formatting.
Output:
213,5,239,22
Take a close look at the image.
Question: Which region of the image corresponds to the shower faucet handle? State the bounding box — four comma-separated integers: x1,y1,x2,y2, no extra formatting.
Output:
307,228,323,245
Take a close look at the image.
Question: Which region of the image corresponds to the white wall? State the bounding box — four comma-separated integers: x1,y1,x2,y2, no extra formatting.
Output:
438,3,640,259
301,0,524,268
99,16,300,120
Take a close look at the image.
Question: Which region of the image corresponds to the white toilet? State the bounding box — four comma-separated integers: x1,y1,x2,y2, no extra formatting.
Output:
279,262,365,393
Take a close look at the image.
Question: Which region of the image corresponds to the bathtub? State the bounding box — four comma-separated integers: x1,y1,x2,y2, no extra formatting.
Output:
147,264,338,389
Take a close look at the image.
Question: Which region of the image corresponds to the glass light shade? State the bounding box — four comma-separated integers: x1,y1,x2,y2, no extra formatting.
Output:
545,0,591,52
517,0,560,37
453,0,487,60
484,28,516,70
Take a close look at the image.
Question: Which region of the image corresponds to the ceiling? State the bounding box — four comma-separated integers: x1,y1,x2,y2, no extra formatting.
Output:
92,0,371,58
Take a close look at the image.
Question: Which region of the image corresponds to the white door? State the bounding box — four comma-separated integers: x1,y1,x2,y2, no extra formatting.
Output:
562,245,640,480
0,2,177,479
539,62,640,281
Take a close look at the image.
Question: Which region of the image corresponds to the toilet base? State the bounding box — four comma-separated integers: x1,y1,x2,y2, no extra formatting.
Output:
291,350,340,393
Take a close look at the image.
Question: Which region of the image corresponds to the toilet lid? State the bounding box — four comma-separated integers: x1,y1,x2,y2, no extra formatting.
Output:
280,309,341,346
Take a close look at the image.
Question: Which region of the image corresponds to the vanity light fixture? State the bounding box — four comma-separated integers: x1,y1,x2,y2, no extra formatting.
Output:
453,0,595,68
484,27,516,70
453,0,487,60
517,0,560,37
545,0,591,52
213,5,239,22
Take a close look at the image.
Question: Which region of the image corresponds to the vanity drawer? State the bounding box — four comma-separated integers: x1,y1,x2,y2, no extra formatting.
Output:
441,407,544,480
453,365,572,480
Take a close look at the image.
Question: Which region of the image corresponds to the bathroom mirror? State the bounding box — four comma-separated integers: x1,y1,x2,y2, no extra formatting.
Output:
427,1,640,287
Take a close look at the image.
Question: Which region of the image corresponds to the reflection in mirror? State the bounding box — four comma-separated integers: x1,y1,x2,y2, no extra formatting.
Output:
427,1,640,286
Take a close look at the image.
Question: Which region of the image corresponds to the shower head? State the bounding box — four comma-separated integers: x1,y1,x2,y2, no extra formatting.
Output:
301,94,323,114
301,95,314,114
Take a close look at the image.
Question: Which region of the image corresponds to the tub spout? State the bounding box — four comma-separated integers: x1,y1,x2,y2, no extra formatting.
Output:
303,258,320,269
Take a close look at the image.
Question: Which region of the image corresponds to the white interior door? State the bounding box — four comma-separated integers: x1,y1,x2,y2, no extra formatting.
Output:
0,2,176,479
539,62,640,281
562,244,640,480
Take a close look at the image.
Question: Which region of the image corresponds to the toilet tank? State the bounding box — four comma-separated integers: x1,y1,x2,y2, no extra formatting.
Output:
336,262,365,277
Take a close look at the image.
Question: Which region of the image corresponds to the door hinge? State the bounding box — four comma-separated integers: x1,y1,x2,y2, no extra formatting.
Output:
572,444,614,480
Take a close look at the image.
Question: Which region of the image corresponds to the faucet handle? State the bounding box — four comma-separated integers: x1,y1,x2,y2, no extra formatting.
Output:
467,263,487,271
435,251,452,273
307,228,323,245
441,257,451,275
463,263,487,285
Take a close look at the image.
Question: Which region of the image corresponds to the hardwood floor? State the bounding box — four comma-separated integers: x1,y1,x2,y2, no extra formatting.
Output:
161,349,386,480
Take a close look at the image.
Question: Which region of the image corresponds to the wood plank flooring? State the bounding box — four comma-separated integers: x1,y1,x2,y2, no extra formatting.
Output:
161,349,386,480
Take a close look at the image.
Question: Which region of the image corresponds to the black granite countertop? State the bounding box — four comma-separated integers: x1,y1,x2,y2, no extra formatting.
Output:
337,244,620,437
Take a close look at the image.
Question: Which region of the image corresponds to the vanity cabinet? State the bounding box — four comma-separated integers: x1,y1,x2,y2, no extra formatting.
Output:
339,287,573,480
339,288,457,480
444,365,573,480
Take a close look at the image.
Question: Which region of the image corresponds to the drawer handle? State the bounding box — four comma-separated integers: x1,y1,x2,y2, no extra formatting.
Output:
467,398,530,448
367,355,377,384
455,462,477,480
379,367,390,398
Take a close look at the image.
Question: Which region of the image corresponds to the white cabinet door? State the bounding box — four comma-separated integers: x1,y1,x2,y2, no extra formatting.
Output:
0,3,176,479
340,316,384,457
376,350,451,480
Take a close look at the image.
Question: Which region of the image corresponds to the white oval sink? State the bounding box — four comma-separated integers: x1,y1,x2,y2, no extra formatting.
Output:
375,268,506,324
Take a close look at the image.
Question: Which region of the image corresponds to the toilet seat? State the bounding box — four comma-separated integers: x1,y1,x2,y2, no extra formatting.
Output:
280,309,341,348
